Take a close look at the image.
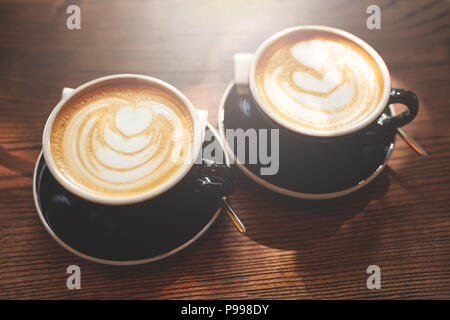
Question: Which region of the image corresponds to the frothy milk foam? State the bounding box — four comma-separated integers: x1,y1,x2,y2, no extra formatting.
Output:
255,30,384,133
50,81,194,198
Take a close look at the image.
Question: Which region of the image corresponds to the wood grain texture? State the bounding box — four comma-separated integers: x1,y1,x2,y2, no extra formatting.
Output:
0,0,449,299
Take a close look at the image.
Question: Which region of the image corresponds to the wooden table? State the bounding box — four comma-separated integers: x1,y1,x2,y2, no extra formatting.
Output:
1,0,449,299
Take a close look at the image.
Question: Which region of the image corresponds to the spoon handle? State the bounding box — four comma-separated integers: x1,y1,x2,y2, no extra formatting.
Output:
221,197,246,233
397,128,428,158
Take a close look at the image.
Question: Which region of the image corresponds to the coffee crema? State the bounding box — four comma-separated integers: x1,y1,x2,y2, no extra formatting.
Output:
50,81,194,198
255,30,384,133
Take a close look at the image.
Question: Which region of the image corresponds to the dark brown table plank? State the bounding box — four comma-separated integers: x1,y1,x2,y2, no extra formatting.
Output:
0,0,449,299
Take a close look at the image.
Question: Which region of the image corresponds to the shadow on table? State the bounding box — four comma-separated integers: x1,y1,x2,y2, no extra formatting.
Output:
239,167,391,298
242,169,390,252
0,145,34,176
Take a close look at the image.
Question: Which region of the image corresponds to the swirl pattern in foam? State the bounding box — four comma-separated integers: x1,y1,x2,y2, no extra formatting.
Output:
255,32,384,133
50,83,194,198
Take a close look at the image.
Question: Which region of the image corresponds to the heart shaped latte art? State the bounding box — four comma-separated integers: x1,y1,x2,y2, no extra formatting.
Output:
115,104,152,136
255,35,383,133
50,85,194,198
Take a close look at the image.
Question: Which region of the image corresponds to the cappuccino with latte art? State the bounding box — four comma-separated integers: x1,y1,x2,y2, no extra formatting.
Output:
253,29,385,135
48,78,196,201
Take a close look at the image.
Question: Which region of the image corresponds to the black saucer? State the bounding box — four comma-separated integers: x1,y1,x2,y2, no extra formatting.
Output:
33,123,227,265
218,83,396,199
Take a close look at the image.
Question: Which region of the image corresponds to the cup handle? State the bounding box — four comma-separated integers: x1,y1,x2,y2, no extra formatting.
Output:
233,53,253,94
196,109,208,134
62,87,75,99
374,88,419,131
188,160,246,233
189,160,236,196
